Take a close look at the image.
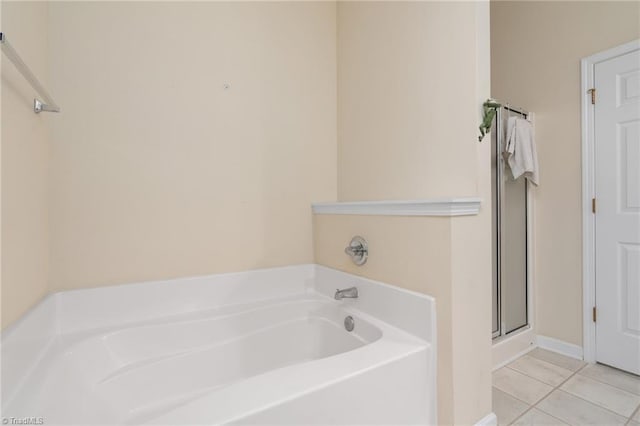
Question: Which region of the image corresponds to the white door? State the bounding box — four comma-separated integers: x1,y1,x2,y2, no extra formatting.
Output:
595,48,640,375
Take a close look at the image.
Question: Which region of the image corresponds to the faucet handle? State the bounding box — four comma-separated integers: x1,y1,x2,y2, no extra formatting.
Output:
344,246,362,256
345,236,368,266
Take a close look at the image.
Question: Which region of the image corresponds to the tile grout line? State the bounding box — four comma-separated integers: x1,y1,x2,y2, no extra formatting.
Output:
502,358,584,398
507,358,640,421
527,348,640,393
507,399,567,426
540,386,633,423
499,353,640,425
626,403,640,425
562,367,640,421
504,363,574,388
507,362,588,425
576,367,640,397
533,364,638,423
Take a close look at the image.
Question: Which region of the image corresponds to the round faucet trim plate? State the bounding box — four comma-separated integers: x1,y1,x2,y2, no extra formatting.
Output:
344,236,368,266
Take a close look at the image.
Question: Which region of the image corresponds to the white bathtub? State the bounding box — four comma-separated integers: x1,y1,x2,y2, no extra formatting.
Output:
2,265,436,425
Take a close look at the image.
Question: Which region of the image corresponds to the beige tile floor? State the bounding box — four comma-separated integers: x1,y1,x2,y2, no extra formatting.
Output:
493,348,640,426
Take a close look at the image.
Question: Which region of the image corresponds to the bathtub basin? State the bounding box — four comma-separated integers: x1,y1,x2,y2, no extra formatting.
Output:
2,265,436,425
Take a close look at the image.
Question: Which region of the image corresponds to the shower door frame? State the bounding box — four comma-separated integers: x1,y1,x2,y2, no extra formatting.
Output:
492,106,535,342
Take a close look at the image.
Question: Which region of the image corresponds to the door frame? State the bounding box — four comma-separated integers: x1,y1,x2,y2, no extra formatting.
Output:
581,39,640,363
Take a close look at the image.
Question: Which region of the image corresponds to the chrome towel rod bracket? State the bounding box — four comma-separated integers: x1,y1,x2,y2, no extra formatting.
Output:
0,32,60,114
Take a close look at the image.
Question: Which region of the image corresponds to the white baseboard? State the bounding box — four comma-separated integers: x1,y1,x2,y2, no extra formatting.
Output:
475,412,497,426
536,335,583,360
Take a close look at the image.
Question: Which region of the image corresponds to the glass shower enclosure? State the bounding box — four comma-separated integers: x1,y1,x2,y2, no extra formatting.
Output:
492,106,530,339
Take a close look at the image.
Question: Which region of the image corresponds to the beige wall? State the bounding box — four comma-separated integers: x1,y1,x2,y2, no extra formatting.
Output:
491,1,640,346
314,3,492,424
47,2,337,291
337,1,480,200
1,1,50,328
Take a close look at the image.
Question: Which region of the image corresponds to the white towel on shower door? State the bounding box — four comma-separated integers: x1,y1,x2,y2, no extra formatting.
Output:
505,116,539,185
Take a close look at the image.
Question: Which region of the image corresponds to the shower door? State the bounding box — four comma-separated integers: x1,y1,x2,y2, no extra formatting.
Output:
492,108,529,339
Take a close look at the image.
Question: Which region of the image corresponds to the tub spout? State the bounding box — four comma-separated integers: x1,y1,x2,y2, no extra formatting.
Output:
334,287,358,300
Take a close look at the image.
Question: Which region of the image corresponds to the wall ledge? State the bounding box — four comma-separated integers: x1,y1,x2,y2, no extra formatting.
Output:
311,197,482,217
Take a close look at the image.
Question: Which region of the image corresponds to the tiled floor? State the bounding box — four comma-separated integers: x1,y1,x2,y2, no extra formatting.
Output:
493,348,640,425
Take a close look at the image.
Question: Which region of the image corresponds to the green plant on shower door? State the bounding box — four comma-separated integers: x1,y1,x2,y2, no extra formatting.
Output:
479,99,502,142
